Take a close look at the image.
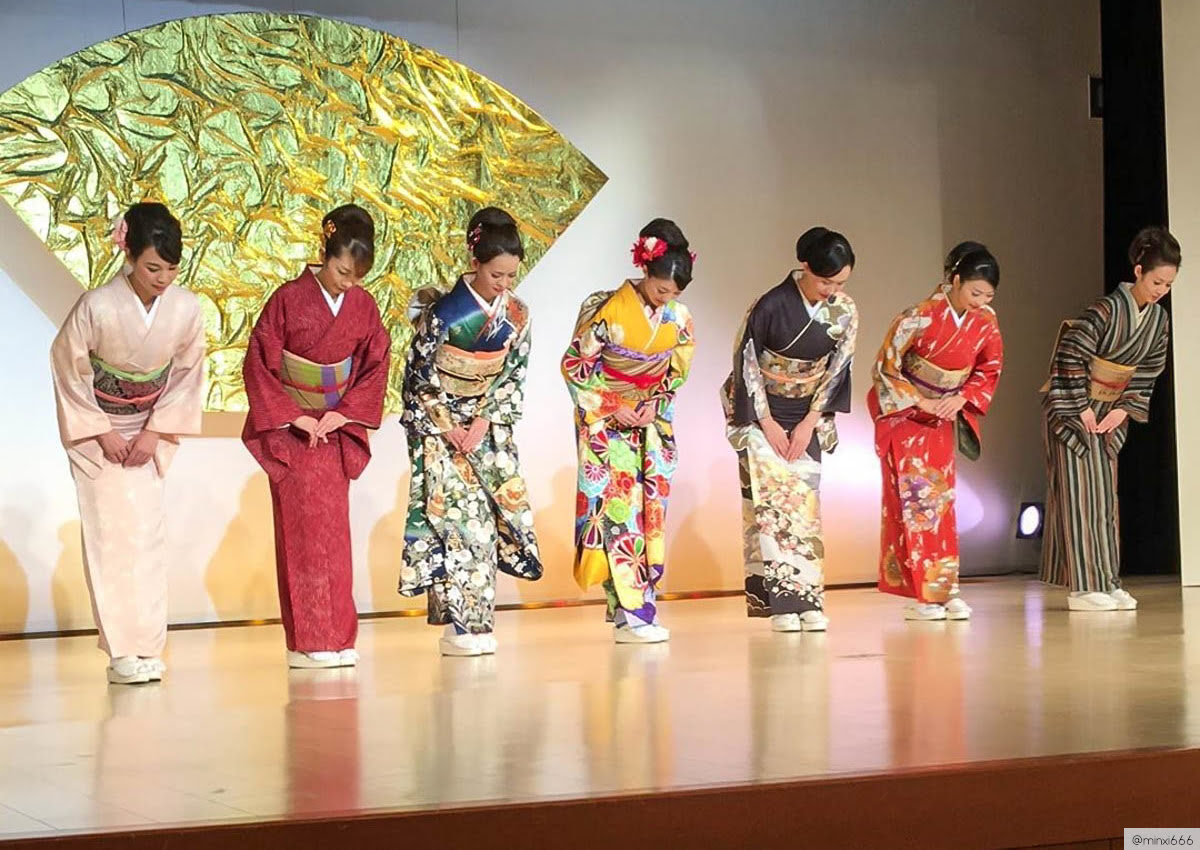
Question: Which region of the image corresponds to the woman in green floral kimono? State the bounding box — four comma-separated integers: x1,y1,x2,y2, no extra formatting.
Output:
400,207,541,656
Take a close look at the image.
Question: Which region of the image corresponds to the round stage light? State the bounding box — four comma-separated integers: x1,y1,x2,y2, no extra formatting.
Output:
1017,503,1044,539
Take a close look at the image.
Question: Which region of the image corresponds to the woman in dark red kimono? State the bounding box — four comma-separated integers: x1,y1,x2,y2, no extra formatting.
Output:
242,204,391,668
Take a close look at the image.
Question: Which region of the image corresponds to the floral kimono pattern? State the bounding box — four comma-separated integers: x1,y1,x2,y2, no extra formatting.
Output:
400,277,541,634
721,276,857,616
562,281,695,629
868,285,1003,604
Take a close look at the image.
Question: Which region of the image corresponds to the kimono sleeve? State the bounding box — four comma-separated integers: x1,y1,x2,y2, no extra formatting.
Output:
145,296,206,438
560,292,623,432
649,305,695,424
811,297,858,415
477,319,531,426
49,295,111,445
336,296,391,429
401,307,455,435
727,299,771,426
961,317,1004,416
243,288,304,433
871,304,928,417
1118,313,1169,423
1044,303,1106,454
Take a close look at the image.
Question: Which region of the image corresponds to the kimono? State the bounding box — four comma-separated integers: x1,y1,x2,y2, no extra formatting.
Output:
242,268,391,653
561,280,695,629
50,274,205,659
868,286,1003,603
399,276,541,635
1039,284,1169,593
721,275,858,617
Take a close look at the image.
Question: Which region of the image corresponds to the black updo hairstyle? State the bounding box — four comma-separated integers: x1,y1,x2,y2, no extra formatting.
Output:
1128,226,1182,271
323,203,376,274
943,241,987,278
639,217,693,289
468,206,525,263
796,227,855,278
950,245,1000,289
124,201,182,265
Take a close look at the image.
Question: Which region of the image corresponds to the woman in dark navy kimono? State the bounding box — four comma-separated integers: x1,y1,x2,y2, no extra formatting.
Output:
722,227,858,632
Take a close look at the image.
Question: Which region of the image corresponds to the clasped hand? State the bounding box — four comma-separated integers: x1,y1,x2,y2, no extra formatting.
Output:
1080,407,1127,434
917,394,967,420
292,411,349,448
446,416,490,454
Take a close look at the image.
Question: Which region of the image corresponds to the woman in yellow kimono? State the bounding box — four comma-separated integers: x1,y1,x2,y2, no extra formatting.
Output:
50,202,206,684
562,219,696,643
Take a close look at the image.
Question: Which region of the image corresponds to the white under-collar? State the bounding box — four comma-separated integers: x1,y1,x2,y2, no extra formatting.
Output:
947,302,966,328
467,278,501,314
319,282,345,316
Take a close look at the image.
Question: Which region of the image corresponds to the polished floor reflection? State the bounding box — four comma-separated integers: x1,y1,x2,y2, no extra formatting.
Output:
1,577,1198,838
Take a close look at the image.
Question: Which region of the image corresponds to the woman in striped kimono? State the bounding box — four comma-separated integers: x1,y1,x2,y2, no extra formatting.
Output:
562,218,696,644
1040,226,1179,611
868,244,1004,621
400,207,541,657
50,202,205,684
243,204,391,668
722,227,858,632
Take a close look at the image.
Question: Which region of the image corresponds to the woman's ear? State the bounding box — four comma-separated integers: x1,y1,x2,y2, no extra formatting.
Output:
470,257,482,273
1132,263,1144,281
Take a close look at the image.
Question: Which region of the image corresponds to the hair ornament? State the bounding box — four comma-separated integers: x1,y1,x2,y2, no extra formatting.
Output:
110,214,128,252
631,235,669,268
467,223,484,249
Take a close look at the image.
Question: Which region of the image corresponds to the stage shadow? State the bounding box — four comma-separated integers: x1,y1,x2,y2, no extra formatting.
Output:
51,519,91,631
523,465,582,602
0,539,30,635
365,471,420,615
204,472,278,622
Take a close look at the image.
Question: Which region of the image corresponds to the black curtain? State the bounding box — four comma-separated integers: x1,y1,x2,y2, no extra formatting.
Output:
1100,0,1178,575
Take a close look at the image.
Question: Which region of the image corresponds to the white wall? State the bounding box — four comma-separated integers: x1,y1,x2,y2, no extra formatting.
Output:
0,0,1103,634
1163,0,1200,586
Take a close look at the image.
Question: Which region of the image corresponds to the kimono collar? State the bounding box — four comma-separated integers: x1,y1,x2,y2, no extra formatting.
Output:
463,274,504,315
121,273,161,327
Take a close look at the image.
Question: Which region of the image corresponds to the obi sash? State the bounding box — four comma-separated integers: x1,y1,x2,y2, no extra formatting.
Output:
435,344,507,398
1038,321,1136,402
280,349,353,411
901,351,970,399
90,355,171,415
600,342,671,402
1086,356,1136,402
757,348,827,399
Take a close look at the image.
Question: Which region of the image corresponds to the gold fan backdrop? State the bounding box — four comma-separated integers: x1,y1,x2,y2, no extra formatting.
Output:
0,12,606,411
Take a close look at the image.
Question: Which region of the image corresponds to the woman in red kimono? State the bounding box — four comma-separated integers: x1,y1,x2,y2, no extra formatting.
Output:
242,204,392,668
868,244,1004,621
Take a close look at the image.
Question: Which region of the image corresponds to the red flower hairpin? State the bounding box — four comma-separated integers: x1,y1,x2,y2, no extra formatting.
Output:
467,224,484,249
322,220,337,240
631,235,668,268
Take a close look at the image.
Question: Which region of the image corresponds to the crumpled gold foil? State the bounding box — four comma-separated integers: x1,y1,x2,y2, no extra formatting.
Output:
0,13,606,412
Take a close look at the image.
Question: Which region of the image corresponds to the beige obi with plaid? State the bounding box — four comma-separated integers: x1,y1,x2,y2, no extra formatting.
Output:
1086,356,1136,402
757,349,827,399
901,351,970,399
435,344,507,398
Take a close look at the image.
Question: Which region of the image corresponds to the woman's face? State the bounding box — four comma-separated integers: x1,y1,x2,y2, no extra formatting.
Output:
320,248,369,295
126,246,179,302
799,262,852,301
1132,263,1177,305
639,274,682,308
470,253,520,301
951,275,997,312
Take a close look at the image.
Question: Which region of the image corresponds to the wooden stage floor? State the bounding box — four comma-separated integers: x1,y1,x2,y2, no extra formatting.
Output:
1,576,1198,848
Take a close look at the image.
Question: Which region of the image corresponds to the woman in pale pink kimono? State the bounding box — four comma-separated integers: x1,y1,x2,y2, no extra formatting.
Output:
50,202,206,684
